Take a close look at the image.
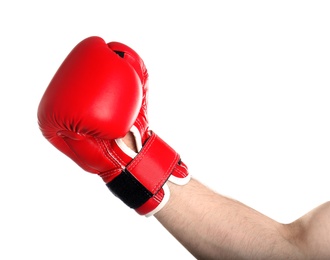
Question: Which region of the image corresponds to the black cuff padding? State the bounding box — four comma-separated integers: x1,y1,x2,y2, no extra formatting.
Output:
106,169,153,209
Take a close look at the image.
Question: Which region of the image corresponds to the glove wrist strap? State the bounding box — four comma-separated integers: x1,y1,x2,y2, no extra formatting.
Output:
106,132,179,211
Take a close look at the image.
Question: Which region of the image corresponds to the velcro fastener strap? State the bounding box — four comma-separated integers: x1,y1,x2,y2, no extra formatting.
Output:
106,169,153,209
106,132,180,209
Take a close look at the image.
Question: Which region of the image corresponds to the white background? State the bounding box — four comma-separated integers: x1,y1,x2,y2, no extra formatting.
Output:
1,1,330,259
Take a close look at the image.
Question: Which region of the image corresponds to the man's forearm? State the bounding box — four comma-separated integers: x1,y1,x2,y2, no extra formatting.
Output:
123,132,329,259
155,178,303,259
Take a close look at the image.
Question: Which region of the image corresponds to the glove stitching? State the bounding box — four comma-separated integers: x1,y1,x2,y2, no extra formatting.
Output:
99,168,122,179
107,140,127,166
154,153,180,192
129,134,180,193
153,189,163,204
128,134,155,169
173,164,187,178
96,138,123,179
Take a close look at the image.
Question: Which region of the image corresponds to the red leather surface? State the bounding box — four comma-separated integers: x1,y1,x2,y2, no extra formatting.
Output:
127,132,179,194
37,36,142,174
37,36,190,215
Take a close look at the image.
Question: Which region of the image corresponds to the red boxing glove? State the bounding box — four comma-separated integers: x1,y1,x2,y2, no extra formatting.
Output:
37,36,191,216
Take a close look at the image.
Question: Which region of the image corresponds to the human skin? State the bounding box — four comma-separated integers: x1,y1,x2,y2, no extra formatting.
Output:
155,179,330,259
123,133,330,259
